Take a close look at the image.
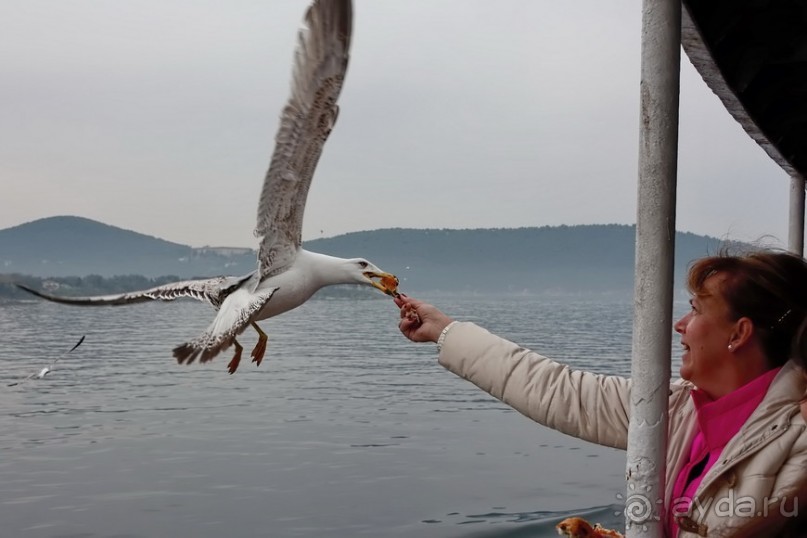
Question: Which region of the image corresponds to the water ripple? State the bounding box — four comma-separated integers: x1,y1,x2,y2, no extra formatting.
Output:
0,294,678,537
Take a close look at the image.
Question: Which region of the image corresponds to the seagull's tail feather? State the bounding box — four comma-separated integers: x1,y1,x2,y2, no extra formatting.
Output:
173,343,202,365
173,287,279,365
15,276,248,307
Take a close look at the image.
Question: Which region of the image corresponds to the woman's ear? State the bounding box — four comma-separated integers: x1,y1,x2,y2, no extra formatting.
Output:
728,317,754,350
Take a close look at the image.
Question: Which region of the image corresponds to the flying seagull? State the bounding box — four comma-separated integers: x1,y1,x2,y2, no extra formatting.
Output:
8,335,86,387
17,0,399,374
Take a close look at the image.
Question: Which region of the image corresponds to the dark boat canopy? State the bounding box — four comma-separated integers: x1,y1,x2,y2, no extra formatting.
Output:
682,0,807,180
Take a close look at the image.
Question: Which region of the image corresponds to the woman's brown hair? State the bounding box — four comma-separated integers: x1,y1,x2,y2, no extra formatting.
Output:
687,249,807,368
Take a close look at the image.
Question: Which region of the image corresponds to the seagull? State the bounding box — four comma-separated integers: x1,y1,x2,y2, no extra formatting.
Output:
16,0,400,375
8,335,86,386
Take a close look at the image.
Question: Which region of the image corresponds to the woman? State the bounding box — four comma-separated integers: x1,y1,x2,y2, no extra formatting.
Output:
395,250,807,537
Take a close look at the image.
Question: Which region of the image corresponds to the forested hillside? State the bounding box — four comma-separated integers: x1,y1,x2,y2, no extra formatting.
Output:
1,217,727,296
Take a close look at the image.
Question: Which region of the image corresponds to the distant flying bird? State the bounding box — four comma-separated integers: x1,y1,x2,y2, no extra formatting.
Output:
17,0,399,375
8,335,85,386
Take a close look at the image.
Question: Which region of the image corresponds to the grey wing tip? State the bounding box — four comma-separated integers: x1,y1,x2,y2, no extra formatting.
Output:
306,0,352,48
14,283,87,305
15,283,44,297
71,336,86,352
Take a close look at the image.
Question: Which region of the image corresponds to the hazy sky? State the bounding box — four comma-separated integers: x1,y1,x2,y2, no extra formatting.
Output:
0,0,793,248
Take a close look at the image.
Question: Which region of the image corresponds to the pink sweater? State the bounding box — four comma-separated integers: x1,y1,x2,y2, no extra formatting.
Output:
667,367,781,537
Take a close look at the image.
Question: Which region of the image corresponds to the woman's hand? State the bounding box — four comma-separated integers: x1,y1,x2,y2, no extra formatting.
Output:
394,295,454,343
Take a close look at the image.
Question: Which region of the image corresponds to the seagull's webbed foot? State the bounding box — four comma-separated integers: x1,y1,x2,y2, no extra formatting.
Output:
227,340,244,375
250,322,268,367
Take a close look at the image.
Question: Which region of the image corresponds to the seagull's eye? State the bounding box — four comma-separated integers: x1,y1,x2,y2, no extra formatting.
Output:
358,261,368,269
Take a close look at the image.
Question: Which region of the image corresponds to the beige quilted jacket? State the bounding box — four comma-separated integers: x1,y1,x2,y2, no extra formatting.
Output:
438,322,807,537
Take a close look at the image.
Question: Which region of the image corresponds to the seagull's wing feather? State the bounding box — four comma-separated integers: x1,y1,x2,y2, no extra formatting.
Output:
173,286,279,364
16,277,239,307
7,372,37,387
48,335,86,368
67,335,86,353
254,0,352,278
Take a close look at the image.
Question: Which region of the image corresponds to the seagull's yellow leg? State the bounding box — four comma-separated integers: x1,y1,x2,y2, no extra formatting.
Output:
250,322,268,366
227,340,244,375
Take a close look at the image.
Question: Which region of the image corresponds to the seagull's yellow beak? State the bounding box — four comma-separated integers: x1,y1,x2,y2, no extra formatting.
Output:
364,272,400,297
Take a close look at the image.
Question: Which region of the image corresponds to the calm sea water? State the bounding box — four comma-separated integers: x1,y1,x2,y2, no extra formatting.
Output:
0,293,686,538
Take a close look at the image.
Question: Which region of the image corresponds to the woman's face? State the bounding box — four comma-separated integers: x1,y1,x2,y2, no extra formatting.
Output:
674,274,737,395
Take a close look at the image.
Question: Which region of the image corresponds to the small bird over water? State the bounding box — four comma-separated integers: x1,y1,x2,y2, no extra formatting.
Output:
17,0,399,374
8,336,85,386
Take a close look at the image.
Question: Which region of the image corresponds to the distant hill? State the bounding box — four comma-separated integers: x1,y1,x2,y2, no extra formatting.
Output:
0,216,257,278
0,216,725,294
305,226,723,293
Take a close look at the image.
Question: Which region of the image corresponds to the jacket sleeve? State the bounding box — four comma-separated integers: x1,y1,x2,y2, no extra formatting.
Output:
765,418,807,537
730,419,807,538
438,322,633,449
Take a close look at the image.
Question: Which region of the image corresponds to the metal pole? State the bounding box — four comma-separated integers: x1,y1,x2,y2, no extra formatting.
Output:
626,0,680,536
788,175,805,255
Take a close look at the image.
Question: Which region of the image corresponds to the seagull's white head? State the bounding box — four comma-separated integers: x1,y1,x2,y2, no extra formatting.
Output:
306,252,400,295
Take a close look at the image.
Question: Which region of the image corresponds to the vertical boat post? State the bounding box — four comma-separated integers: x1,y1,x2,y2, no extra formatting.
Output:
789,175,805,255
625,0,681,536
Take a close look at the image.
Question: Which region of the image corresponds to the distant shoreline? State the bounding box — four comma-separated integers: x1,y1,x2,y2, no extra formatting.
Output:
1,216,725,294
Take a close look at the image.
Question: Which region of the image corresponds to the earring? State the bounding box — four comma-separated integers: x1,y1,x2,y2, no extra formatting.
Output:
728,344,733,351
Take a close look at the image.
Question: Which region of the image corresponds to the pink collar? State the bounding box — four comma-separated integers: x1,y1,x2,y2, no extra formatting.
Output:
690,367,781,451
667,367,782,537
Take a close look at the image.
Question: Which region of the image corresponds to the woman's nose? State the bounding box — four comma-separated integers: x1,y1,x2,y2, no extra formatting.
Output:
674,314,687,334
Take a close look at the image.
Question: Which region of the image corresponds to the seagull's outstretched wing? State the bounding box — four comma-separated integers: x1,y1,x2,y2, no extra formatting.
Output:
254,0,352,278
15,276,246,308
